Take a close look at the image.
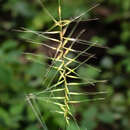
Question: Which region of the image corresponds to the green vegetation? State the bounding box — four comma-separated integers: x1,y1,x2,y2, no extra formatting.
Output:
0,0,130,130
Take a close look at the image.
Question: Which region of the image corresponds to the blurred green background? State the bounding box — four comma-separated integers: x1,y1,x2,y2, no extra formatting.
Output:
0,0,130,130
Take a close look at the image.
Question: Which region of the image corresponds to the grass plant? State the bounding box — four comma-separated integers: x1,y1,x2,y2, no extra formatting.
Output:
18,0,107,129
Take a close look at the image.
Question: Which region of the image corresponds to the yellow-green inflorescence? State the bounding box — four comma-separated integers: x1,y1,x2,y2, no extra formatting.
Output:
23,0,107,128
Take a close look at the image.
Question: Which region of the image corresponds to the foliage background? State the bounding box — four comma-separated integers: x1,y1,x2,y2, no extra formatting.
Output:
0,0,130,130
